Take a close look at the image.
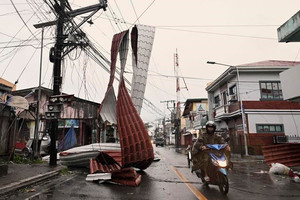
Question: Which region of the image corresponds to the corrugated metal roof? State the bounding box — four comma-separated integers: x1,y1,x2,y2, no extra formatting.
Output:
98,30,129,124
99,29,153,170
117,78,154,170
130,25,155,115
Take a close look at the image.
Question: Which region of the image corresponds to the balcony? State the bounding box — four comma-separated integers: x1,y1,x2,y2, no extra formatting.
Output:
214,102,240,120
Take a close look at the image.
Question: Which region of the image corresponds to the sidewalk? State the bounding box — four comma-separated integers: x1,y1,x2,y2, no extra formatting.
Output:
0,162,62,196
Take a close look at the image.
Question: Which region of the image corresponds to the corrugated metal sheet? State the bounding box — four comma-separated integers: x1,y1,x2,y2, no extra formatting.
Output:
97,28,153,171
117,78,154,170
130,25,155,114
98,30,129,124
99,88,117,124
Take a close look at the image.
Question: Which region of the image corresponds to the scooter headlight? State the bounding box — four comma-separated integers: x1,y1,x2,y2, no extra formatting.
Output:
218,160,227,168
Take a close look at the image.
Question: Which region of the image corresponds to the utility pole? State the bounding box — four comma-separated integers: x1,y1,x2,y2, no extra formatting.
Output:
48,0,66,166
35,0,108,166
160,100,175,145
174,49,181,148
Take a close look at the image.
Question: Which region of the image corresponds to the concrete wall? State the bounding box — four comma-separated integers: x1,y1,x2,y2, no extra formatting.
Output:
280,65,300,102
247,112,300,136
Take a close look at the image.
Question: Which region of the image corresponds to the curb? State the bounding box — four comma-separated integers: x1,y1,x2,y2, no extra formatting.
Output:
0,168,62,196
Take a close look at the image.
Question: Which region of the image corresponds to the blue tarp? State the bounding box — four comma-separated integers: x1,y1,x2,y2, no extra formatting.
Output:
58,124,77,151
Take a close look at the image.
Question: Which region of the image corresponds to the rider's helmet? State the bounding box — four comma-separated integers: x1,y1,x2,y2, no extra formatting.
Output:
205,121,216,134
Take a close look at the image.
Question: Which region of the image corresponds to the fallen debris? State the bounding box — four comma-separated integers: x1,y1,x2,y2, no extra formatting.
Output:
269,163,290,175
87,152,142,186
86,173,111,182
269,163,300,182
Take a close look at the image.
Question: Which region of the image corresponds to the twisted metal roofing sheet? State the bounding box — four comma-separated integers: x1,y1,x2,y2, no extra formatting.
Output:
98,30,129,124
130,25,155,114
117,78,154,169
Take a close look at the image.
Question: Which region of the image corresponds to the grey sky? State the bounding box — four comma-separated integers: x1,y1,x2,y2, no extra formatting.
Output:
0,0,299,122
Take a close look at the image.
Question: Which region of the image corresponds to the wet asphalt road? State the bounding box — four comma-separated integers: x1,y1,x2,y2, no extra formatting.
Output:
5,146,300,200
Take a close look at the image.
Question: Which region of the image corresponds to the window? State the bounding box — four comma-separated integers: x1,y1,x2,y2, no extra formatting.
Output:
256,124,284,133
222,91,228,105
229,85,237,95
260,81,283,100
214,95,220,107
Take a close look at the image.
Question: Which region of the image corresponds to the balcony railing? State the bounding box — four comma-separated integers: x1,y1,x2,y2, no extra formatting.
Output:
215,102,240,118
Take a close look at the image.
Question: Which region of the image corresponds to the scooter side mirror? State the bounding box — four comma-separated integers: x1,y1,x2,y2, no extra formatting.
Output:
225,137,230,142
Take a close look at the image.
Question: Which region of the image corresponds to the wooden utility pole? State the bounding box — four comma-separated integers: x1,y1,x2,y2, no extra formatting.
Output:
34,0,108,166
48,0,65,166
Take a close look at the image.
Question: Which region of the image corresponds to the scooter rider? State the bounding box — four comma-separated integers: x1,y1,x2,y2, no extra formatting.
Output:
191,121,231,181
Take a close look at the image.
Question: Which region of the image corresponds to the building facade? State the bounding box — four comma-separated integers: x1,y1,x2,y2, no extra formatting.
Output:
206,60,300,155
182,98,209,146
12,87,101,153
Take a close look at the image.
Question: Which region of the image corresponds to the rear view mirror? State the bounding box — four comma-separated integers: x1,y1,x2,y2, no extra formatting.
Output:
225,137,230,142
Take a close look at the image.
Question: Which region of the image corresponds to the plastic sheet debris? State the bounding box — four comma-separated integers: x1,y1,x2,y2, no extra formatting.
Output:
269,163,290,175
269,163,300,182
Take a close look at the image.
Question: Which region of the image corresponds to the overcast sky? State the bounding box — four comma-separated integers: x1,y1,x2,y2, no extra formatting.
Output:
0,0,299,122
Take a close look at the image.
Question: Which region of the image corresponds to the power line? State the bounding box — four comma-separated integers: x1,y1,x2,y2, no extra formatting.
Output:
124,70,214,81
156,27,277,40
10,0,39,41
107,3,122,32
0,29,42,63
130,0,140,24
156,24,280,28
148,81,176,97
131,0,156,27
15,48,38,85
112,0,128,29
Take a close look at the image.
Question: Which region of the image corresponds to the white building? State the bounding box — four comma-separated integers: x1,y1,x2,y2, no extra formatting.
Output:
206,60,300,154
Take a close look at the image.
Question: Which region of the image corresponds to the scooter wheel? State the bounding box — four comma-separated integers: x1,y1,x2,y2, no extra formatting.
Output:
218,173,229,195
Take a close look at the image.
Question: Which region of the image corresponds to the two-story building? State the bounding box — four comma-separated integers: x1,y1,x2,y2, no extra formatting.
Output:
206,60,300,155
182,98,209,146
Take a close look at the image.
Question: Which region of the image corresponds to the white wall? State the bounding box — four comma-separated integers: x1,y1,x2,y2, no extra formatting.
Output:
216,120,228,130
238,72,281,101
280,65,300,101
212,71,282,104
247,112,300,136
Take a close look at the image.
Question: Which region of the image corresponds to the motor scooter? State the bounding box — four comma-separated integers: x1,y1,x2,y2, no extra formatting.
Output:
195,144,230,195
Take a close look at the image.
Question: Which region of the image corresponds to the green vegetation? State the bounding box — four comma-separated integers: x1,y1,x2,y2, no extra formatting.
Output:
59,167,73,176
13,155,44,164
